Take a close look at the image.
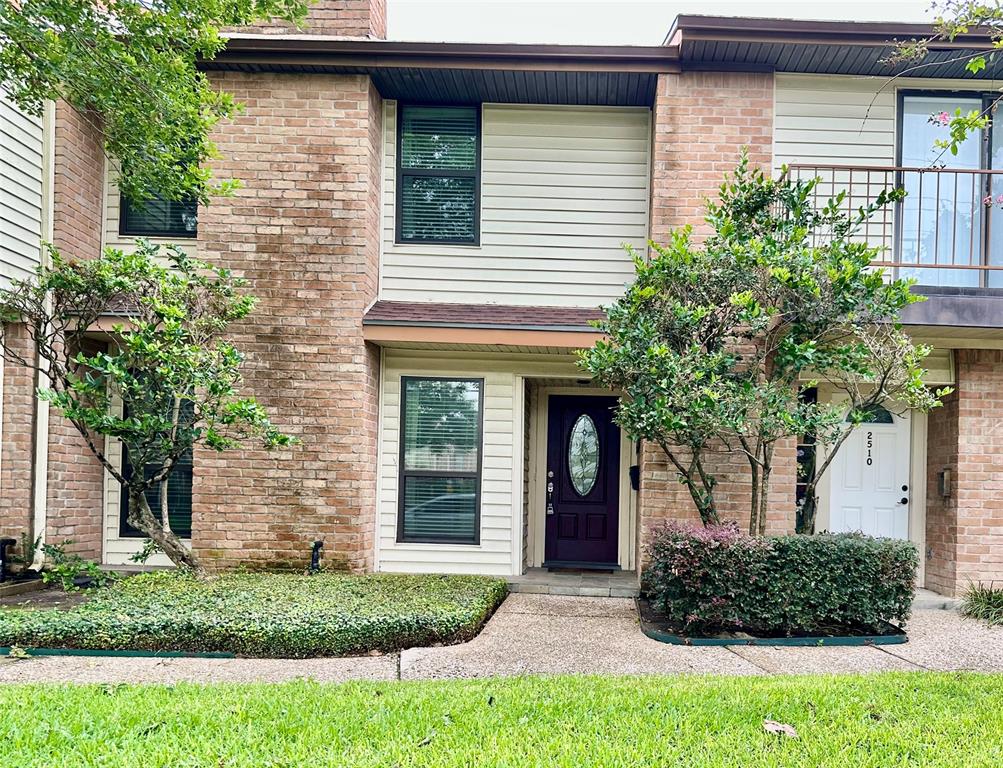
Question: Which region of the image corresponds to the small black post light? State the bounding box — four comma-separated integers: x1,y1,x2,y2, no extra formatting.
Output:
0,538,17,583
309,540,323,574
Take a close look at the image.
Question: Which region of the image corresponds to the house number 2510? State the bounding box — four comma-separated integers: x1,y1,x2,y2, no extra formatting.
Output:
866,431,873,466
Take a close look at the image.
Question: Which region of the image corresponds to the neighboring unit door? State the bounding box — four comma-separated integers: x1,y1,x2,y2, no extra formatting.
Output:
544,395,620,567
828,406,911,539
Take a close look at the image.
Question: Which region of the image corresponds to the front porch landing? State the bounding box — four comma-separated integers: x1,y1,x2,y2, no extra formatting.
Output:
507,568,639,597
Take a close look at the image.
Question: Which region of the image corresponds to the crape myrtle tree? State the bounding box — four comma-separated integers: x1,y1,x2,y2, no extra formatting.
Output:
581,154,950,535
0,243,295,574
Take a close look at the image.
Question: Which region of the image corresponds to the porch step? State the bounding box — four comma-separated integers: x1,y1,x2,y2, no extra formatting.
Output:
914,588,962,611
507,568,640,598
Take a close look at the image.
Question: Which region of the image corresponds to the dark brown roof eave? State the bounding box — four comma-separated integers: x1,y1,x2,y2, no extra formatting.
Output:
209,34,681,73
666,14,991,49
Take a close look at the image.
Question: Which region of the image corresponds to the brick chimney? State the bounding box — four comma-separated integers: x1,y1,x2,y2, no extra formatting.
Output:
246,0,386,38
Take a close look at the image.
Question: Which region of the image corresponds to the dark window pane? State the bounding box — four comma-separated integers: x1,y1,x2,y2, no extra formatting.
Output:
403,378,481,472
119,399,195,538
401,106,477,170
846,404,895,424
402,476,477,542
400,176,476,243
121,195,198,237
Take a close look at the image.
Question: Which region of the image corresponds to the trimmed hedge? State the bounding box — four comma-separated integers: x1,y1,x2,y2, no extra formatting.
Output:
0,571,508,658
642,523,917,636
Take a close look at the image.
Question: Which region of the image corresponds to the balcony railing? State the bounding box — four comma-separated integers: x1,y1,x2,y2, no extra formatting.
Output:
786,164,1003,289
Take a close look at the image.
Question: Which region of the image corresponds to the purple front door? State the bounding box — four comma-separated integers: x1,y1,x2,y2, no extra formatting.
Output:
544,395,620,568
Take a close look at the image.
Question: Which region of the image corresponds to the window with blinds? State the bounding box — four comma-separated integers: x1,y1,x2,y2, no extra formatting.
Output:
397,377,483,544
120,194,198,238
396,105,480,245
119,399,195,539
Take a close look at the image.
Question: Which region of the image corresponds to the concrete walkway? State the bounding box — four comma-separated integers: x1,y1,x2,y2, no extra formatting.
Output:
1,594,1000,684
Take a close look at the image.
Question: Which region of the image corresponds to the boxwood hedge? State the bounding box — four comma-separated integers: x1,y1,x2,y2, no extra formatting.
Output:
0,571,508,657
642,522,918,637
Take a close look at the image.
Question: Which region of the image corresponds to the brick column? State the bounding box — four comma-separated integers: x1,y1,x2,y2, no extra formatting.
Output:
194,72,382,571
925,350,1003,595
241,0,386,37
0,324,36,550
45,101,107,559
638,70,792,553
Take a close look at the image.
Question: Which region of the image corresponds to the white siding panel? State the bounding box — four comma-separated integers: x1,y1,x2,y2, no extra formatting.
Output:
0,89,43,290
377,353,526,576
381,102,650,307
773,73,998,171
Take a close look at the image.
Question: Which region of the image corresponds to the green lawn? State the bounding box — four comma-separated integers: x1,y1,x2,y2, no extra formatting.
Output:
0,571,507,657
2,674,1001,767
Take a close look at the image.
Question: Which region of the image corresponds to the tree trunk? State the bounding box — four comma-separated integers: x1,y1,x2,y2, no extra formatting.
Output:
160,396,182,533
159,477,172,533
748,460,760,535
658,441,719,526
798,493,818,534
758,445,773,536
127,487,204,576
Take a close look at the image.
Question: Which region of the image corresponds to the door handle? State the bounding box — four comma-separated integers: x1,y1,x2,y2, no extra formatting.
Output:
546,477,555,515
898,497,909,505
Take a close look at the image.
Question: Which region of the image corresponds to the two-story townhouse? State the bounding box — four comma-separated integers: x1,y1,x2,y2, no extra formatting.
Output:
4,6,1002,597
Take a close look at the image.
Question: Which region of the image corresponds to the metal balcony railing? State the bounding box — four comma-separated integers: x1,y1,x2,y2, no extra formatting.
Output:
786,164,1003,289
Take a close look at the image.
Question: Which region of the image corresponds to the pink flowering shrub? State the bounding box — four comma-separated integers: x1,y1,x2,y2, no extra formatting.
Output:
932,110,951,127
642,522,917,636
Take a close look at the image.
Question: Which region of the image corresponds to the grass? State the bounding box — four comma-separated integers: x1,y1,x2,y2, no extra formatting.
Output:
2,674,1002,766
961,582,1003,625
0,571,507,657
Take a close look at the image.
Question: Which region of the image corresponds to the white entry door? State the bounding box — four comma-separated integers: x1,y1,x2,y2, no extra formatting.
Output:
828,406,911,539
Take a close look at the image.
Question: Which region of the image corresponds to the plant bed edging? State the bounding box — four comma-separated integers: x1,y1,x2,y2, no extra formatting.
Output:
0,579,45,598
0,646,235,659
636,598,908,647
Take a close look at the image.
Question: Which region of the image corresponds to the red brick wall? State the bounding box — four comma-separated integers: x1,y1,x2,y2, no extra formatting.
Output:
52,102,104,261
650,71,774,244
0,324,37,552
639,70,788,550
925,389,959,596
243,0,386,37
193,72,383,571
944,350,1003,594
45,102,107,560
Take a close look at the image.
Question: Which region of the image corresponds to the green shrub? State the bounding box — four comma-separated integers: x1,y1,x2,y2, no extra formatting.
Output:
961,582,1003,625
39,540,117,591
642,522,917,636
0,571,507,657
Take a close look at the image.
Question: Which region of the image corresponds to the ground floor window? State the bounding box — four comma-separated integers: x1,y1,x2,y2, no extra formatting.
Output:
119,400,194,538
398,377,483,544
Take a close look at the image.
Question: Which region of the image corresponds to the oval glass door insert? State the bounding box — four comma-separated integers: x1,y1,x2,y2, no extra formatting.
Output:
568,414,600,496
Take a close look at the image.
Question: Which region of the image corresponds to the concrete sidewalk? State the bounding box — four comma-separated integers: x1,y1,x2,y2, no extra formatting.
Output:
1,594,1000,684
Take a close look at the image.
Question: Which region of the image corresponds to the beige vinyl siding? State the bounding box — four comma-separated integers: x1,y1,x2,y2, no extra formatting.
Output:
773,74,999,256
773,73,1003,169
101,164,195,565
0,89,44,290
102,164,198,256
376,350,581,576
381,102,650,307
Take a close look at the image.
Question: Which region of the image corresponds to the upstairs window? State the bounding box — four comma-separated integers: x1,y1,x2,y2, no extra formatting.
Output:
120,194,198,238
396,105,480,245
